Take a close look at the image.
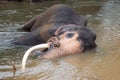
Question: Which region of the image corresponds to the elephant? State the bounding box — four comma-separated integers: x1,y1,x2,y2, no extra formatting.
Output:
13,4,97,59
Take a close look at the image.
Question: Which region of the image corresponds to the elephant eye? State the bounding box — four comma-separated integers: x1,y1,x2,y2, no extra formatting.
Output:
66,33,75,38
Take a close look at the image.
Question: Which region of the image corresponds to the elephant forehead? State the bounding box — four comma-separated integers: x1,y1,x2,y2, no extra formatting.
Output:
55,24,81,36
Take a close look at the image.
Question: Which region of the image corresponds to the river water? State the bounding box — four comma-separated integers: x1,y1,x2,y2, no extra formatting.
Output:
0,0,120,80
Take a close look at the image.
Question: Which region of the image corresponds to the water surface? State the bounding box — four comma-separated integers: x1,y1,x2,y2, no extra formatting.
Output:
0,0,120,80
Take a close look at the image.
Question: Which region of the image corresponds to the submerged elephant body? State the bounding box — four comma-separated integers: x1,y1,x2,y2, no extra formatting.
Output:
13,4,96,58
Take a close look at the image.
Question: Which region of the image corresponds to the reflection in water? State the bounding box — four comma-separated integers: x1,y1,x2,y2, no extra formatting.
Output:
99,1,120,26
0,0,120,80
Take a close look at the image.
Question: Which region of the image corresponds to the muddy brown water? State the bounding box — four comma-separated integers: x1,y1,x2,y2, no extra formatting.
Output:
0,0,120,80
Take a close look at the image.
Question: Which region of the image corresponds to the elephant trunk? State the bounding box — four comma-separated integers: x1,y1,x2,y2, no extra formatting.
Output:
22,43,49,71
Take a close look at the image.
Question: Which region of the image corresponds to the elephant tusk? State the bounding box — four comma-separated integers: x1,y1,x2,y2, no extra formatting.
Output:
22,43,49,71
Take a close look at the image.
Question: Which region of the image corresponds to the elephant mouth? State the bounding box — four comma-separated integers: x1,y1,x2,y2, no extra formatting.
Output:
48,41,60,50
47,36,61,48
41,40,61,55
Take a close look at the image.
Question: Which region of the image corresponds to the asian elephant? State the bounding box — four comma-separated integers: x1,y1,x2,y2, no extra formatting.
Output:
13,4,96,59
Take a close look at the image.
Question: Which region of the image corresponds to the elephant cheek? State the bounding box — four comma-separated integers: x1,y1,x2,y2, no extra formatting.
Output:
42,41,84,59
42,48,65,59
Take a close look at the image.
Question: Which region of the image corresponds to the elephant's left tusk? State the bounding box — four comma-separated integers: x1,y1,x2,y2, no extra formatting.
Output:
22,43,49,71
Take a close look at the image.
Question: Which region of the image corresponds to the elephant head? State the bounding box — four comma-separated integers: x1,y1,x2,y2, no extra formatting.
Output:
22,25,96,70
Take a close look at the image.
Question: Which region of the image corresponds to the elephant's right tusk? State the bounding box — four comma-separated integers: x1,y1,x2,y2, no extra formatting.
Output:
22,43,49,71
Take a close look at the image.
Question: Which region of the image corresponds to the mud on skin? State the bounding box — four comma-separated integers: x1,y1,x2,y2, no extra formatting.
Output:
13,4,97,58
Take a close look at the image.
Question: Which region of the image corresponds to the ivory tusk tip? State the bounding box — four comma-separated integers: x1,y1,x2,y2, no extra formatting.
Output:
21,43,49,71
